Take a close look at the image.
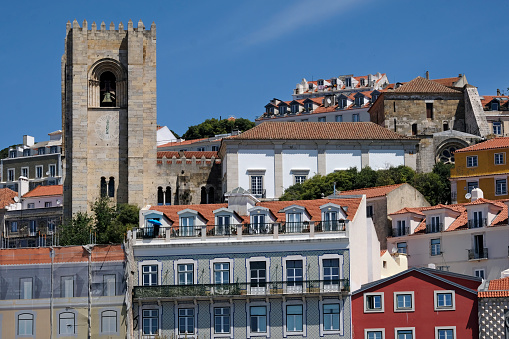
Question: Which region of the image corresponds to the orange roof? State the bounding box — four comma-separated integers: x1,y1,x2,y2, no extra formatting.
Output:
338,183,404,199
158,137,210,148
0,188,17,208
454,137,509,153
231,122,416,141
182,151,218,159
23,185,62,198
0,245,124,265
157,151,180,159
481,95,509,107
394,77,461,94
479,277,509,297
430,77,461,87
380,249,387,257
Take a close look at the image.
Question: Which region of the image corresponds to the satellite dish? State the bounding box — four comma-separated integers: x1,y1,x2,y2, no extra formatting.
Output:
56,200,61,205
391,247,398,254
465,193,472,200
14,196,19,203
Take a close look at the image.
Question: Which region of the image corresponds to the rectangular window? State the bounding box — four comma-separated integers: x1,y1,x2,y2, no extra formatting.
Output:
197,147,205,152
36,166,43,178
397,242,407,254
286,260,303,287
103,274,116,296
435,291,454,310
20,277,33,299
353,113,360,122
366,205,374,218
214,307,230,334
496,179,507,195
21,167,28,178
49,164,56,177
142,309,159,335
466,156,478,168
29,220,37,236
364,293,383,312
431,238,441,256
9,150,16,158
280,106,287,114
50,146,58,154
250,175,264,196
467,181,478,193
178,308,195,335
429,216,441,233
48,219,56,233
59,312,75,334
18,313,34,335
318,117,326,122
493,122,502,135
396,220,407,236
27,203,35,209
295,175,306,184
7,169,14,182
426,102,433,119
23,149,30,157
45,201,52,208
38,147,46,155
437,328,454,339
61,276,74,298
101,310,117,333
142,265,158,286
286,305,303,332
495,152,505,165
397,329,414,339
300,119,308,122
323,258,340,287
367,331,383,339
214,263,229,284
394,292,414,312
291,104,299,113
286,213,302,232
250,306,267,333
323,303,340,331
250,261,266,289
11,221,18,232
179,216,195,236
335,115,343,122
212,146,219,152
178,264,194,285
474,268,485,279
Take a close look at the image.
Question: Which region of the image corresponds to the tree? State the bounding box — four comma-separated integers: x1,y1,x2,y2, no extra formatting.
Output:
59,212,94,246
181,118,255,140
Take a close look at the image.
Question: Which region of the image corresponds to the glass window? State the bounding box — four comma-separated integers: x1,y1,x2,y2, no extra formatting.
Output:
353,113,360,122
437,292,452,308
323,258,340,286
38,147,46,155
197,147,205,152
18,313,34,335
142,265,158,286
250,306,267,333
103,274,116,296
365,294,382,310
178,264,194,285
396,294,413,310
250,261,266,287
438,329,454,339
495,153,505,165
324,211,340,231
431,238,441,256
11,221,18,233
212,145,219,152
396,220,407,236
216,215,231,235
335,115,343,122
318,117,326,122
496,179,507,195
323,303,340,331
429,216,441,233
286,260,303,286
45,201,52,208
295,175,306,184
50,146,58,154
21,167,28,178
61,276,74,297
23,149,30,157
179,217,195,236
27,203,35,209
59,312,75,334
49,164,56,177
286,213,302,232
36,166,43,178
214,263,229,284
9,150,16,158
397,242,407,254
101,310,117,333
493,121,502,135
467,181,478,194
178,308,194,334
474,269,485,279
250,176,264,196
466,156,478,167
7,169,14,181
20,278,33,299
142,309,159,335
286,305,303,332
397,329,413,339
214,307,230,334
367,331,383,339
48,219,56,233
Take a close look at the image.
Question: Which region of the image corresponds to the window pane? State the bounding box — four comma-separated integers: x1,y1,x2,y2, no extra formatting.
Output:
101,310,117,333
323,304,340,331
18,314,33,335
59,312,75,334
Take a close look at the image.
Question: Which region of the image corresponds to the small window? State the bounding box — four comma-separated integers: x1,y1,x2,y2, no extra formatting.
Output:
443,122,449,131
103,274,116,296
492,102,500,111
323,304,340,331
366,330,384,339
496,179,507,195
250,306,267,333
212,145,219,152
18,313,34,335
10,221,18,232
250,175,264,196
345,78,352,87
178,308,195,335
142,265,158,286
108,177,115,198
426,102,433,119
430,238,441,256
280,106,287,114
301,119,308,122
474,268,485,279
291,104,299,113
353,113,360,122
434,290,455,311
466,155,478,167
495,152,505,165
339,98,347,108
49,164,56,177
197,147,205,152
436,328,455,339
493,122,502,135
36,165,43,178
214,307,230,334
50,146,58,154
9,150,16,158
45,202,52,208
412,123,417,136
213,262,230,284
142,309,159,335
396,328,415,339
157,187,164,205
394,292,414,312
366,205,374,218
61,276,74,298
335,115,343,122
21,167,28,178
318,117,326,122
467,181,478,193
397,242,407,254
179,217,196,236
286,305,303,333
295,175,307,184
38,147,46,155
7,169,15,182
59,312,75,334
364,293,384,312
23,149,30,157
101,310,117,333
27,203,35,209
178,264,194,285
100,177,107,197
20,277,33,299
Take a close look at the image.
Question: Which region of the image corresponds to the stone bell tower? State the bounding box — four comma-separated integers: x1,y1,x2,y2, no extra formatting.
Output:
62,19,157,219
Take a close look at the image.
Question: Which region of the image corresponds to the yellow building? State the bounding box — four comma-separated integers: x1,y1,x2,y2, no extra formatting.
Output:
451,137,509,203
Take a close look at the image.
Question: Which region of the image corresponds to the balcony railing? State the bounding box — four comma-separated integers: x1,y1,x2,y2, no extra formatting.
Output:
468,218,487,229
392,226,410,237
279,222,310,234
242,223,275,235
133,279,349,299
425,223,443,234
468,248,489,260
206,225,237,236
315,220,347,232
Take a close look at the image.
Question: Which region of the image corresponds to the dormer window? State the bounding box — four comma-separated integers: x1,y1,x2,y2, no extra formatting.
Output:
23,149,30,157
339,98,347,109
305,103,313,112
372,94,378,102
492,102,499,111
469,211,485,228
360,78,366,86
291,104,299,114
9,150,16,158
345,78,352,87
331,79,337,86
426,216,441,233
38,147,46,155
266,107,274,114
355,96,364,106
280,106,287,114
179,216,195,236
320,203,346,231
317,79,324,86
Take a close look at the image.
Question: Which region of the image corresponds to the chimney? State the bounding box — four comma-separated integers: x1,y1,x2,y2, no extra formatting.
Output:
428,263,436,269
425,71,429,80
18,176,29,199
471,188,484,201
23,135,34,147
497,89,501,96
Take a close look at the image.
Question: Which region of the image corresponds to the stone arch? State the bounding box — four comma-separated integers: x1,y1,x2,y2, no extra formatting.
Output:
436,138,470,164
88,58,127,108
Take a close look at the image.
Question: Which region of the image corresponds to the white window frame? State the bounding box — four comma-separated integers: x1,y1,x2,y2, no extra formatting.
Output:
365,328,386,339
100,309,119,335
395,327,415,339
435,326,456,339
36,165,43,179
319,254,344,292
434,290,455,311
397,242,407,254
58,310,76,335
138,260,162,286
17,312,36,336
493,121,502,135
319,298,343,336
393,291,415,312
495,152,505,165
21,167,29,178
495,178,507,195
282,255,306,293
318,117,326,122
140,305,162,338
430,238,441,256
246,256,270,295
174,259,198,285
49,164,57,177
474,268,485,279
210,302,234,338
210,258,234,285
176,305,197,337
466,155,478,168
283,300,306,337
7,168,15,182
363,292,384,313
61,275,74,298
246,301,270,338
103,274,116,296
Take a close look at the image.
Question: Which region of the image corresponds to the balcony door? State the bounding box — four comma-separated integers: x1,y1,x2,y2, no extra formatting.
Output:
474,234,485,258
250,261,266,295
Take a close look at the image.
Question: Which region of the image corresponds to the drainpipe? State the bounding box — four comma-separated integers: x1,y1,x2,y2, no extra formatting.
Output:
83,245,94,339
50,247,54,339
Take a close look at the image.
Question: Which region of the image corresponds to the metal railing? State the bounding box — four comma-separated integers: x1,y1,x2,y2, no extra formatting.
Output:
206,225,237,236
468,218,487,229
425,223,443,234
133,279,349,299
315,220,347,232
279,222,310,234
392,226,410,237
468,248,489,260
171,226,201,238
242,223,275,235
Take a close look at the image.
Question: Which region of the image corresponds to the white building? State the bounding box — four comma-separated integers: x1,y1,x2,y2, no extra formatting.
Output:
387,188,509,281
220,122,418,199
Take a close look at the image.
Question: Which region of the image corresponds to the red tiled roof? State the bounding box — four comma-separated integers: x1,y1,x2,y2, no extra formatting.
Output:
454,137,509,153
157,151,180,159
0,188,17,208
338,183,404,199
430,77,461,87
231,122,416,141
479,291,509,297
481,95,509,107
158,137,209,148
23,185,62,198
380,249,387,257
182,151,218,159
479,277,509,297
394,77,462,94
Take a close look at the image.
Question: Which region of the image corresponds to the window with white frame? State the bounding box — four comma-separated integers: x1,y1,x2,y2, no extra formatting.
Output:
178,308,195,335
45,201,52,208
214,307,230,334
431,238,441,256
250,261,267,290
364,292,384,312
286,259,303,288
179,216,195,236
38,147,45,155
396,220,407,236
397,242,407,254
59,312,75,334
101,310,117,334
250,305,267,333
216,214,231,235
61,276,74,297
178,264,194,285
11,221,18,232
103,274,116,296
142,265,158,286
9,150,16,158
250,211,268,234
394,292,414,312
295,175,306,184
339,98,347,108
493,121,502,135
429,216,441,233
286,212,302,232
305,103,313,112
467,181,478,193
323,303,340,331
20,277,33,299
142,309,159,336
474,268,485,279
250,175,264,196
23,149,30,156
355,97,363,106
495,152,505,165
21,167,28,178
434,290,455,311
36,165,43,178
435,327,455,339
49,164,56,177
496,178,507,195
323,258,340,288
345,78,352,87
18,313,34,335
396,328,415,339
466,155,478,167
286,304,303,333
7,168,14,181
214,262,229,284
27,203,35,209
365,329,384,339
29,220,36,236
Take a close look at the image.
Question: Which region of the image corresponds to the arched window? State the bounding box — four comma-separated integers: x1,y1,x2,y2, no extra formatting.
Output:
108,177,115,198
59,312,75,334
100,177,107,197
101,310,118,333
201,187,207,204
165,186,172,205
100,71,116,107
18,313,34,335
208,187,214,204
157,187,164,205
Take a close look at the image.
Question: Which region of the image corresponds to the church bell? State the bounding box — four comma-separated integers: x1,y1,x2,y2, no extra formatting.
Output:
102,92,113,103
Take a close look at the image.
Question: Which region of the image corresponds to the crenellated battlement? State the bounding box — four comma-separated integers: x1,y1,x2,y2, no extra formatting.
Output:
66,19,155,34
156,155,221,167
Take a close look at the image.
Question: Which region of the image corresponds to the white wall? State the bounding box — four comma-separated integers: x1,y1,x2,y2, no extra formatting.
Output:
368,150,404,170
22,195,62,209
238,150,275,197
325,150,362,172
282,150,318,189
156,126,177,146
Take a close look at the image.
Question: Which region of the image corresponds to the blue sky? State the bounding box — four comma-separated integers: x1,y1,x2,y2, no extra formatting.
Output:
0,0,508,147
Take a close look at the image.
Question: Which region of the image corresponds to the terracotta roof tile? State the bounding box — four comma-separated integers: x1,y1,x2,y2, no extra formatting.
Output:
380,249,387,256
479,290,509,297
158,137,209,148
479,277,509,297
480,95,509,107
23,185,62,198
454,137,509,153
157,151,180,159
338,183,404,198
182,151,218,159
0,188,17,208
430,77,461,87
394,77,461,94
230,122,417,141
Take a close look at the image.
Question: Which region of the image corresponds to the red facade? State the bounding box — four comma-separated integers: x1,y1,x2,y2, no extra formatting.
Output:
352,269,480,339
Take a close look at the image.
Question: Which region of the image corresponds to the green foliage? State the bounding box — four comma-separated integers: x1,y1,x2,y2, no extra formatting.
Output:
182,118,255,140
0,144,20,159
170,129,180,139
59,212,94,246
280,163,452,206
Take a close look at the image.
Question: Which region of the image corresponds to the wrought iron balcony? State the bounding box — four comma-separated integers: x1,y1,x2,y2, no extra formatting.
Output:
468,218,487,229
242,223,275,235
468,248,489,260
133,279,349,300
392,226,410,237
315,220,347,232
278,222,310,234
206,225,237,237
425,223,443,234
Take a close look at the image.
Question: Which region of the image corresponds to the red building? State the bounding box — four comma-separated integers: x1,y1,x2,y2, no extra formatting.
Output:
352,267,481,339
